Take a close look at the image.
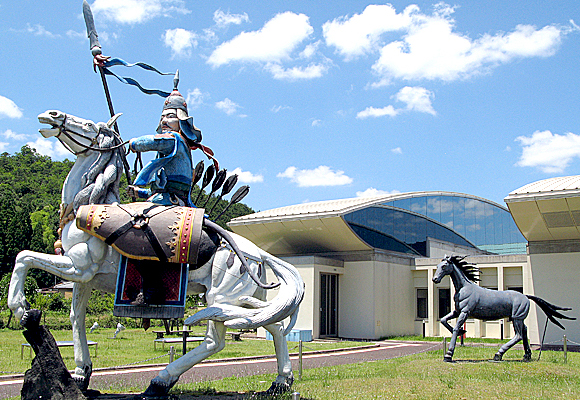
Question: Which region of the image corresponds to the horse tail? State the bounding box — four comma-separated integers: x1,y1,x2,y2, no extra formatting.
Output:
184,250,304,333
527,295,575,330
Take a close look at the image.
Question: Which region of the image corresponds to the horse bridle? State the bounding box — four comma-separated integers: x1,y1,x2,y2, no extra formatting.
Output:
55,114,129,156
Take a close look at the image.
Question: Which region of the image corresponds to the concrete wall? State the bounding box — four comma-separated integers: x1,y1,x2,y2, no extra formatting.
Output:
339,260,375,339
527,241,580,345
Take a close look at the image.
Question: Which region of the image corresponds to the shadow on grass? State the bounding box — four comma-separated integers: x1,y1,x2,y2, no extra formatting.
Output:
449,359,531,364
87,388,314,400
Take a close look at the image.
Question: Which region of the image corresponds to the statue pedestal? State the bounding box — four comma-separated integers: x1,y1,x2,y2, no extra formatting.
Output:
20,309,86,400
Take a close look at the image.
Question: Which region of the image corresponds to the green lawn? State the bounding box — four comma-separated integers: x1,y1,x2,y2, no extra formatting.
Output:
177,345,580,399
2,327,579,399
0,327,366,376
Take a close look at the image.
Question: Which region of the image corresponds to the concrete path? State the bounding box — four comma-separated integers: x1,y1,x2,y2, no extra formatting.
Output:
0,341,440,398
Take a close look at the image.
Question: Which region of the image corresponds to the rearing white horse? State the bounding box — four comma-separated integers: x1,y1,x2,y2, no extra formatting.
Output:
8,110,304,396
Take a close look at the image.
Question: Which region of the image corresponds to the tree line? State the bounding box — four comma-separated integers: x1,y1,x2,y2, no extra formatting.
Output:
0,145,255,288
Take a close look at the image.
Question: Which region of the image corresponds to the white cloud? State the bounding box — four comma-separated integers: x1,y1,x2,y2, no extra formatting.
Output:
215,98,241,115
229,167,263,184
1,129,28,141
213,10,249,28
26,138,69,159
357,86,435,119
373,9,563,82
0,142,8,152
391,147,403,154
265,62,328,80
92,0,190,24
208,12,313,66
300,41,321,59
324,3,565,84
66,30,85,40
516,130,580,173
26,23,59,38
0,96,23,119
394,86,436,115
271,105,292,113
357,105,399,119
277,166,353,187
356,187,400,197
323,4,416,60
186,88,205,109
311,119,322,127
163,28,197,58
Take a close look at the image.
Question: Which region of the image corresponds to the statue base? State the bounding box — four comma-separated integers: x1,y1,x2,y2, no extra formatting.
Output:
20,309,86,400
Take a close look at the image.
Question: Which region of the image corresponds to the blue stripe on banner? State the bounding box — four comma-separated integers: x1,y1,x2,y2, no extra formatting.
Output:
103,58,173,76
102,68,171,98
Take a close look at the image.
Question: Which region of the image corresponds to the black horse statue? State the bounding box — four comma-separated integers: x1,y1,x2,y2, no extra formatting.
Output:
433,255,575,362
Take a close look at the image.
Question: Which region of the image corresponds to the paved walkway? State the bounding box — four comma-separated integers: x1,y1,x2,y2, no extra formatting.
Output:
0,341,440,398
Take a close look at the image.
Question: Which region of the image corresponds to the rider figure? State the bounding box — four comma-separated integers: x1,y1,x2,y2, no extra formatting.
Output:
125,75,203,306
126,75,201,207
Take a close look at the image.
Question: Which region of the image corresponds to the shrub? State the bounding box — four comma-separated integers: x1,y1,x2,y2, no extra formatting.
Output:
86,290,114,315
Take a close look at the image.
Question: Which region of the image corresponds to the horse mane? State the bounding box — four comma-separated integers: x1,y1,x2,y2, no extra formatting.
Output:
449,255,480,282
73,126,123,211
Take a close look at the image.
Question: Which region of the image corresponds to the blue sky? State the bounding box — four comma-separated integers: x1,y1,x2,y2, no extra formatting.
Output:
0,1,579,212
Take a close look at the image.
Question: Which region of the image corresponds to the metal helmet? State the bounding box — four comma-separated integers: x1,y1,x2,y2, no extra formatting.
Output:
157,70,202,144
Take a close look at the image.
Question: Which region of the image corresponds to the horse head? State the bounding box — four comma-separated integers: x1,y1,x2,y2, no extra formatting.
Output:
432,254,454,284
38,110,121,156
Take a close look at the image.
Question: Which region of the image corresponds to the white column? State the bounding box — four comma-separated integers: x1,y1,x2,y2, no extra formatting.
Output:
427,267,435,336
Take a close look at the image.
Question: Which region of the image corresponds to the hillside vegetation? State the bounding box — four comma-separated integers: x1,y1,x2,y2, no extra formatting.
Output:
0,145,254,288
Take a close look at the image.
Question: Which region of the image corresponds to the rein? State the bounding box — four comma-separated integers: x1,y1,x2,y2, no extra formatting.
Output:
56,114,129,156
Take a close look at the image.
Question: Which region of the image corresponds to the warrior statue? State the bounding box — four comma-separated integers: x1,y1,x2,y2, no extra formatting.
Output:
125,73,213,306
126,71,202,207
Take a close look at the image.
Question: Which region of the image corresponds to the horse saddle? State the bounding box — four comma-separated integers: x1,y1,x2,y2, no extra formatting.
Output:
76,202,205,264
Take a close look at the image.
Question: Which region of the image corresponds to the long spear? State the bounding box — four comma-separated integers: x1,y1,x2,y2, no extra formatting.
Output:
82,0,134,197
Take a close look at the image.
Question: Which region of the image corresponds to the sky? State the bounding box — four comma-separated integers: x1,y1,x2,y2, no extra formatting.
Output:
0,1,579,212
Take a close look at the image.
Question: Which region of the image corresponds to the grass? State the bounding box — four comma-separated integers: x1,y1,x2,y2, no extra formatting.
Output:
175,345,580,399
3,327,580,399
0,327,366,376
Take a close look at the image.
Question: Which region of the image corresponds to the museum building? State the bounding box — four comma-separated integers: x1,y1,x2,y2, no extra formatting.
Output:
229,185,580,346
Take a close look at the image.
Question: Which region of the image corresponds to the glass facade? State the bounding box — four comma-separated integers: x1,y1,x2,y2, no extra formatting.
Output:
343,194,526,256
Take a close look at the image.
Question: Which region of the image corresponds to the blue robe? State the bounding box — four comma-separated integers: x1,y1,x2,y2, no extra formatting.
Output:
130,131,193,206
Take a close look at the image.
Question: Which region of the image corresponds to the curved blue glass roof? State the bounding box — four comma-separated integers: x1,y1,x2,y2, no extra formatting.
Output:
343,194,526,256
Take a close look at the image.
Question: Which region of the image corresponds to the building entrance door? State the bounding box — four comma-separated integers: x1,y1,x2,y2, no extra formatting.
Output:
320,273,338,337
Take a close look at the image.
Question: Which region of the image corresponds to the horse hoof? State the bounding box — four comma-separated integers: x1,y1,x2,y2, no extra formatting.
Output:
266,376,294,395
443,356,453,363
523,353,532,362
142,380,171,398
493,354,502,362
71,374,90,391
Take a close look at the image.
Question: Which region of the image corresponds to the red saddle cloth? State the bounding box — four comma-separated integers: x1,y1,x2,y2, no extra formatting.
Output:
76,202,205,264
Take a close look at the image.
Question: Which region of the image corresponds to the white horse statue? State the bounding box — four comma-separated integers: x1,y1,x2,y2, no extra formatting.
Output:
8,110,304,396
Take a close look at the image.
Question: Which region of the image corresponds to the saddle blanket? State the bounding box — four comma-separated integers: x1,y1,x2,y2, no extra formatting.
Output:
76,202,205,264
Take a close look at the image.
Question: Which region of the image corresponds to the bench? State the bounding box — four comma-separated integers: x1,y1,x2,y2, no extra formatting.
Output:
21,340,98,359
226,332,242,341
152,330,190,340
153,336,205,350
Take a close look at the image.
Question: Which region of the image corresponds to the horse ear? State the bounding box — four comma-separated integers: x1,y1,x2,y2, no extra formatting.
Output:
106,113,123,129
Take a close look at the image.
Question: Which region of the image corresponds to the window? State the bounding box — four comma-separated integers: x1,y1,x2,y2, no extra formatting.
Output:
508,286,523,293
438,288,451,320
416,288,428,319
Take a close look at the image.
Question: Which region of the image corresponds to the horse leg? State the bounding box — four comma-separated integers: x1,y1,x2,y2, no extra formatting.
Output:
8,250,77,320
143,320,227,397
494,318,524,361
70,282,93,390
521,322,532,361
440,310,464,336
264,322,294,394
444,311,468,362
